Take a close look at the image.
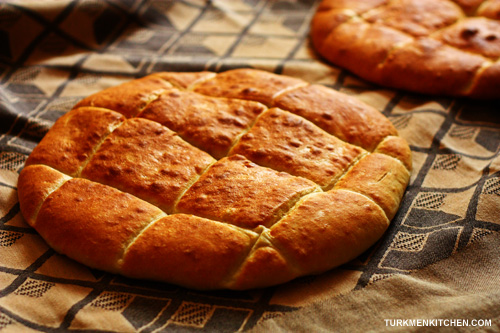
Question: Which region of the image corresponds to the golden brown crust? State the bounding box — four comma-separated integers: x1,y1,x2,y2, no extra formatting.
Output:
478,0,500,20
311,0,389,48
74,74,172,118
138,89,266,159
192,68,307,106
468,60,500,98
36,177,164,273
270,189,389,274
375,135,413,171
230,238,297,290
25,107,125,177
311,0,500,98
18,69,412,290
334,153,410,220
230,108,365,188
317,0,388,12
273,84,398,151
152,71,216,89
434,17,500,59
311,9,354,49
363,0,463,37
121,214,257,290
175,155,320,229
81,118,215,213
17,165,70,226
317,20,413,85
452,0,484,14
381,38,486,96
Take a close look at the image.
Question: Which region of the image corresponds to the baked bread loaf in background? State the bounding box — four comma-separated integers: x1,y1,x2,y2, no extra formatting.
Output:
311,0,500,98
17,69,411,290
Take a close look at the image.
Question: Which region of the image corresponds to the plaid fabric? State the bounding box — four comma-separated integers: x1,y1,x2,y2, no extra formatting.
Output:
0,0,499,331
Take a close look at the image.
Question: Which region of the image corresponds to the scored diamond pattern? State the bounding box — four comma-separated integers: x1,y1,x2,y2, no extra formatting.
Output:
20,68,411,292
310,0,500,98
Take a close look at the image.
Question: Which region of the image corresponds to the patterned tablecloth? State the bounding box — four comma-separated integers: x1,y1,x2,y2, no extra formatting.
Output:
0,0,499,331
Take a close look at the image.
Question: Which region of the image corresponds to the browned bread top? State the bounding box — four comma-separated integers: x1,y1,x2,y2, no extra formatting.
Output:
74,75,173,117
25,107,125,177
81,117,216,213
176,155,320,229
192,68,308,106
230,108,366,189
35,177,165,273
18,69,411,290
311,0,500,98
139,89,266,159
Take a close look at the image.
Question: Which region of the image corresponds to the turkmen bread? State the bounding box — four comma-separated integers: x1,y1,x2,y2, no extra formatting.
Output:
311,0,500,98
17,69,411,290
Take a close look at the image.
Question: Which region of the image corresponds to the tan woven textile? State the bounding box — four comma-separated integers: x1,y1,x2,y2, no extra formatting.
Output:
0,0,499,331
253,233,500,332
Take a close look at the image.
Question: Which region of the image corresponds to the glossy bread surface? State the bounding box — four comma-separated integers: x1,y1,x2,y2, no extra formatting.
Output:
18,69,412,290
311,0,500,98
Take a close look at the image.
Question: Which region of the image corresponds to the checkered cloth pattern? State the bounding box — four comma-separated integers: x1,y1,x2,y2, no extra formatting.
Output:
0,0,499,331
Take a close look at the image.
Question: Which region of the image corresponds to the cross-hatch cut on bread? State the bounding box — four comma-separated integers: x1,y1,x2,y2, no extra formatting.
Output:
311,0,500,98
17,69,412,290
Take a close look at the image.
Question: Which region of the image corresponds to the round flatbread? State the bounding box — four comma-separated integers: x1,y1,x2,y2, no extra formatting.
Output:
311,0,500,98
17,69,411,290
